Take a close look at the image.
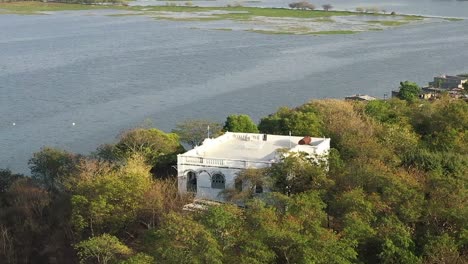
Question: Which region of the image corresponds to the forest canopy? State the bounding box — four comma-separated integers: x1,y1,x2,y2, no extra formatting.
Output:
0,97,467,263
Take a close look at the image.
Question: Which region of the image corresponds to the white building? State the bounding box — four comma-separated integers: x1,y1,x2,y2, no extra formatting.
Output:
177,132,330,202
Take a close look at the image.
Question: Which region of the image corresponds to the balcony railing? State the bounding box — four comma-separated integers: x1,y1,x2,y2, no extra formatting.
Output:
179,156,273,169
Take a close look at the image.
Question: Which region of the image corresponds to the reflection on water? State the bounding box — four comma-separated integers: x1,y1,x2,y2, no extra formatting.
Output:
0,5,467,173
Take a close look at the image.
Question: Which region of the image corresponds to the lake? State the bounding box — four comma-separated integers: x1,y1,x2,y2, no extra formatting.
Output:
1,1,468,173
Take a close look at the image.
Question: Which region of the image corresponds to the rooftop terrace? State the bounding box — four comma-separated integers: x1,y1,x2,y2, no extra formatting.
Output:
180,132,330,163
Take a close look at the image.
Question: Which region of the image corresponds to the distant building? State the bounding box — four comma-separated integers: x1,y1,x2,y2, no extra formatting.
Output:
177,132,330,202
429,75,467,90
345,94,377,101
392,74,467,100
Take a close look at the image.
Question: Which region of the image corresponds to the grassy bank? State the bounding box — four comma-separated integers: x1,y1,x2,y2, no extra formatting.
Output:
127,5,357,18
0,2,431,19
0,1,116,14
0,2,380,17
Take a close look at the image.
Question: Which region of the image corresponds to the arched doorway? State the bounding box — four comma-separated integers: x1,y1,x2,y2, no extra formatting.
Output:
186,171,197,193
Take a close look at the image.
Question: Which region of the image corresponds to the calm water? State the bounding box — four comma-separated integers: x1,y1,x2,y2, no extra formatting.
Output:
1,2,468,173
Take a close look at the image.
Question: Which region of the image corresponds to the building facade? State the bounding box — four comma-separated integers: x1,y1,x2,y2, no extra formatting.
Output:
177,132,330,202
429,75,467,90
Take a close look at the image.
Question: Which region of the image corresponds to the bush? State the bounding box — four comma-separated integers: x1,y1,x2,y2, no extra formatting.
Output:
289,1,316,10
365,7,380,13
322,4,332,11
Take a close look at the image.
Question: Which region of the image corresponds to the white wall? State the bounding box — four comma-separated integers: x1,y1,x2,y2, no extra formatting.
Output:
178,165,241,202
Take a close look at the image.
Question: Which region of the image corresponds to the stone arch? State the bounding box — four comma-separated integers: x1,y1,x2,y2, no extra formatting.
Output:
211,172,226,189
185,170,197,193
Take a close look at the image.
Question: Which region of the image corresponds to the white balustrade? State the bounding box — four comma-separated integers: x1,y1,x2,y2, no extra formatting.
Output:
180,155,271,169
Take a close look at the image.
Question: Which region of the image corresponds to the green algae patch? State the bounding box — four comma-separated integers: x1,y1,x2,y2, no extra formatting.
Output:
247,29,292,35
214,28,233,31
312,30,357,34
366,20,409,26
444,17,463,21
402,15,424,21
128,6,356,18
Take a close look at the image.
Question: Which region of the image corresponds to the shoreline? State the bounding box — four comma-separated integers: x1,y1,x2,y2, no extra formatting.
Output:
0,2,459,35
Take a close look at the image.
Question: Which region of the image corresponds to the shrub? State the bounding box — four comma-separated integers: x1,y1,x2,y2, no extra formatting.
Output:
289,1,316,10
322,4,332,11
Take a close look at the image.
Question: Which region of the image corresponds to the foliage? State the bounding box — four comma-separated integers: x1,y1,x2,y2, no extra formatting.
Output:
223,168,269,202
268,152,332,195
0,169,24,194
289,1,316,10
322,4,332,11
223,114,259,133
75,234,132,264
172,119,222,148
119,253,154,264
422,234,463,263
95,128,184,176
70,156,152,235
398,81,421,102
138,178,192,229
1,98,467,263
258,105,323,136
28,147,81,192
411,99,468,152
0,178,53,263
145,212,223,264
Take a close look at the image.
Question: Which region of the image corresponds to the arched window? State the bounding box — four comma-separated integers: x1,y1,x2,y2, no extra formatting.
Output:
255,184,263,194
186,171,197,193
211,173,225,189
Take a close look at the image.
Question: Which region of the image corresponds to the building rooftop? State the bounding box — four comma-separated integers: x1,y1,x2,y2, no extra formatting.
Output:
345,94,377,101
180,132,330,162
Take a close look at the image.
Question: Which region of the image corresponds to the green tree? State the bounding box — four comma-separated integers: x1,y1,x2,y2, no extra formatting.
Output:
258,106,322,136
244,195,357,264
422,234,465,264
364,99,411,125
115,128,184,166
223,168,269,202
75,234,132,264
95,128,184,176
269,152,332,195
119,253,154,264
223,114,259,133
28,147,81,192
71,156,152,235
197,204,275,264
172,119,222,148
377,216,420,264
146,212,223,264
411,99,468,152
398,81,421,102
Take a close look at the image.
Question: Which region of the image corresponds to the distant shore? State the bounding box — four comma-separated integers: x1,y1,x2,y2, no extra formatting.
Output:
1,2,461,35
